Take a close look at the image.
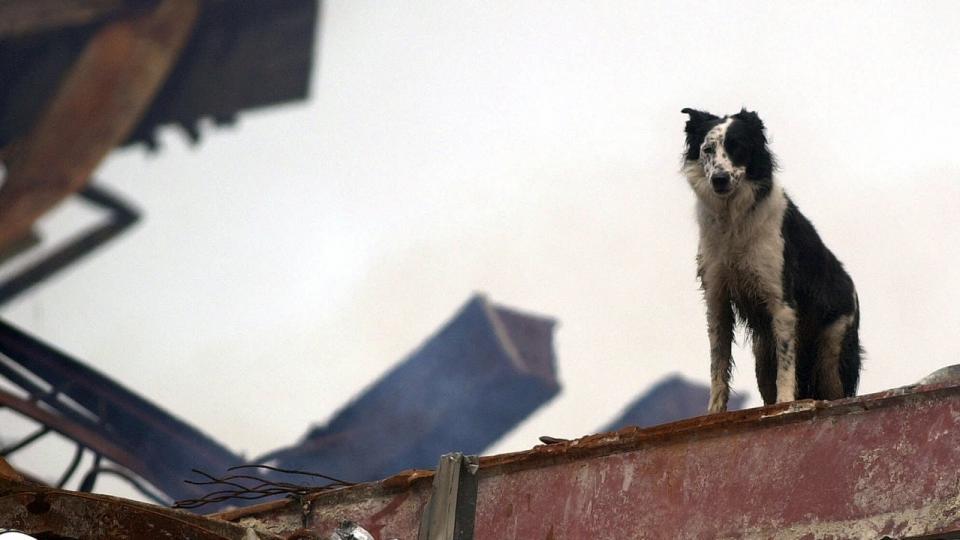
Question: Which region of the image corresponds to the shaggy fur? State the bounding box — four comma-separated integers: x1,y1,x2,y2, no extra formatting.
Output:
681,108,862,413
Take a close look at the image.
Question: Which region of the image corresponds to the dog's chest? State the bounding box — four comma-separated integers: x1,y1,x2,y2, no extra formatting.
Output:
698,209,786,303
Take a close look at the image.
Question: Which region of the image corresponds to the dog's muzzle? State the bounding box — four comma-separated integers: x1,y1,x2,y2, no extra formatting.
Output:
710,173,732,194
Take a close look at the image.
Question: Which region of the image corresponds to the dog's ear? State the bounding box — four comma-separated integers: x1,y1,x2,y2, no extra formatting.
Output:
681,108,719,133
681,108,718,159
732,109,765,133
731,108,775,179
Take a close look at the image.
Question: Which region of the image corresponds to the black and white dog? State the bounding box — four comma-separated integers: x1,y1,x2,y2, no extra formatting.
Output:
681,108,862,413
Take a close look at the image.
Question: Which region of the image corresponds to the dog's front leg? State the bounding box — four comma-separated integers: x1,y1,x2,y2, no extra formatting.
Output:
706,290,734,413
771,303,798,403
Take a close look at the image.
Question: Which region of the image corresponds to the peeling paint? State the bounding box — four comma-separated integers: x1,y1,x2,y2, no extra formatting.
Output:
743,493,960,540
620,463,635,493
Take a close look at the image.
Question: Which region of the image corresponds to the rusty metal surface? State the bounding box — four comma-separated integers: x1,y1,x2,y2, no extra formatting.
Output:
0,0,198,252
474,384,960,539
0,477,284,539
0,0,126,37
225,381,960,539
0,387,151,476
0,456,26,482
219,481,432,539
1,1,320,152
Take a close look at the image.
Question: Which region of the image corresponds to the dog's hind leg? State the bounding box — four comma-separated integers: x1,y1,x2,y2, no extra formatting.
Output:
706,290,735,413
816,314,855,400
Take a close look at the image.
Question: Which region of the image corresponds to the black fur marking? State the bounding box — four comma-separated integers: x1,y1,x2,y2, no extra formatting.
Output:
780,197,861,398
727,109,776,204
781,199,856,323
752,329,777,404
681,108,721,161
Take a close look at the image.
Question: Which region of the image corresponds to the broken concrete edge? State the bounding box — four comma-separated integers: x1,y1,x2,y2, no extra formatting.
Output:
213,379,960,524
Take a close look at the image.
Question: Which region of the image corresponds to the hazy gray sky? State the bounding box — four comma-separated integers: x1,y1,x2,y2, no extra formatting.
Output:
4,1,960,497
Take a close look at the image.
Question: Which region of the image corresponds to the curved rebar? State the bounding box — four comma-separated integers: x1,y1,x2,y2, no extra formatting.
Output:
56,443,85,488
0,426,50,456
87,466,171,506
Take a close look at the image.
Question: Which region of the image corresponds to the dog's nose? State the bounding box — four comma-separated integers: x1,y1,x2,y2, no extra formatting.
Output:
711,173,731,193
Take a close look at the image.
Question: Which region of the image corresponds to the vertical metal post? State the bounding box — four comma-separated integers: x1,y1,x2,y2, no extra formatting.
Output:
417,452,478,540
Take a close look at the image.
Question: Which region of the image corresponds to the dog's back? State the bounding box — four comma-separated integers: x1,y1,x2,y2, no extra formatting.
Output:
766,196,861,402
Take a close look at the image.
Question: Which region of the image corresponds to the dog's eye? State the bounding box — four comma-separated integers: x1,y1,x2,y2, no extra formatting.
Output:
703,145,715,155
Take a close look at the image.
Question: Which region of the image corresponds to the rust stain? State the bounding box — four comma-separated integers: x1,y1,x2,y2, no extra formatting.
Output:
380,468,435,490
364,490,411,539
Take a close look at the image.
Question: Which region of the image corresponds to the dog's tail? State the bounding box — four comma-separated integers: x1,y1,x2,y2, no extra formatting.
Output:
839,291,864,397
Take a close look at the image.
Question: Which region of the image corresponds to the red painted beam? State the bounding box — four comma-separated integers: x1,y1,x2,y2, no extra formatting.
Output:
474,387,960,539
224,381,960,539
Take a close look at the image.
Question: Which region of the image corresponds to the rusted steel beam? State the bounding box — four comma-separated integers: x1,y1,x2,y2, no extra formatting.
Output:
0,318,243,503
0,387,151,481
0,0,198,253
223,381,960,539
0,476,285,539
0,318,243,504
0,183,140,306
0,0,126,37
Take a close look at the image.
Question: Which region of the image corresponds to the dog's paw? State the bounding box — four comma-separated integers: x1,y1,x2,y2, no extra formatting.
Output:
707,395,728,414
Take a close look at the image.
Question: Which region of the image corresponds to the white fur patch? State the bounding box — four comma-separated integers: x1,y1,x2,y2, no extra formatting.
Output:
772,304,798,403
705,287,734,413
692,179,788,305
817,306,856,399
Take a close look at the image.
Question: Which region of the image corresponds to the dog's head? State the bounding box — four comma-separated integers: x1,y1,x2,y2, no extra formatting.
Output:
681,108,775,200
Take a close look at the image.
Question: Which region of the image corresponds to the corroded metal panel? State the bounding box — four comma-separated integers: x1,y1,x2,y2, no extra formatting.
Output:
225,382,960,539
475,392,960,538
0,478,283,540
223,482,431,539
0,0,198,252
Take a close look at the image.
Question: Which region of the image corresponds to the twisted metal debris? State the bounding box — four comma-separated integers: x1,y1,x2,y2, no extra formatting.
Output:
173,464,354,510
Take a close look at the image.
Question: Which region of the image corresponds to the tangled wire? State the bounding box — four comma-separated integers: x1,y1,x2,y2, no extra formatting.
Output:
173,464,355,510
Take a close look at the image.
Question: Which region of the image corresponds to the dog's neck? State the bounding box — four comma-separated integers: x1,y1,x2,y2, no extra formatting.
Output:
693,174,788,274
